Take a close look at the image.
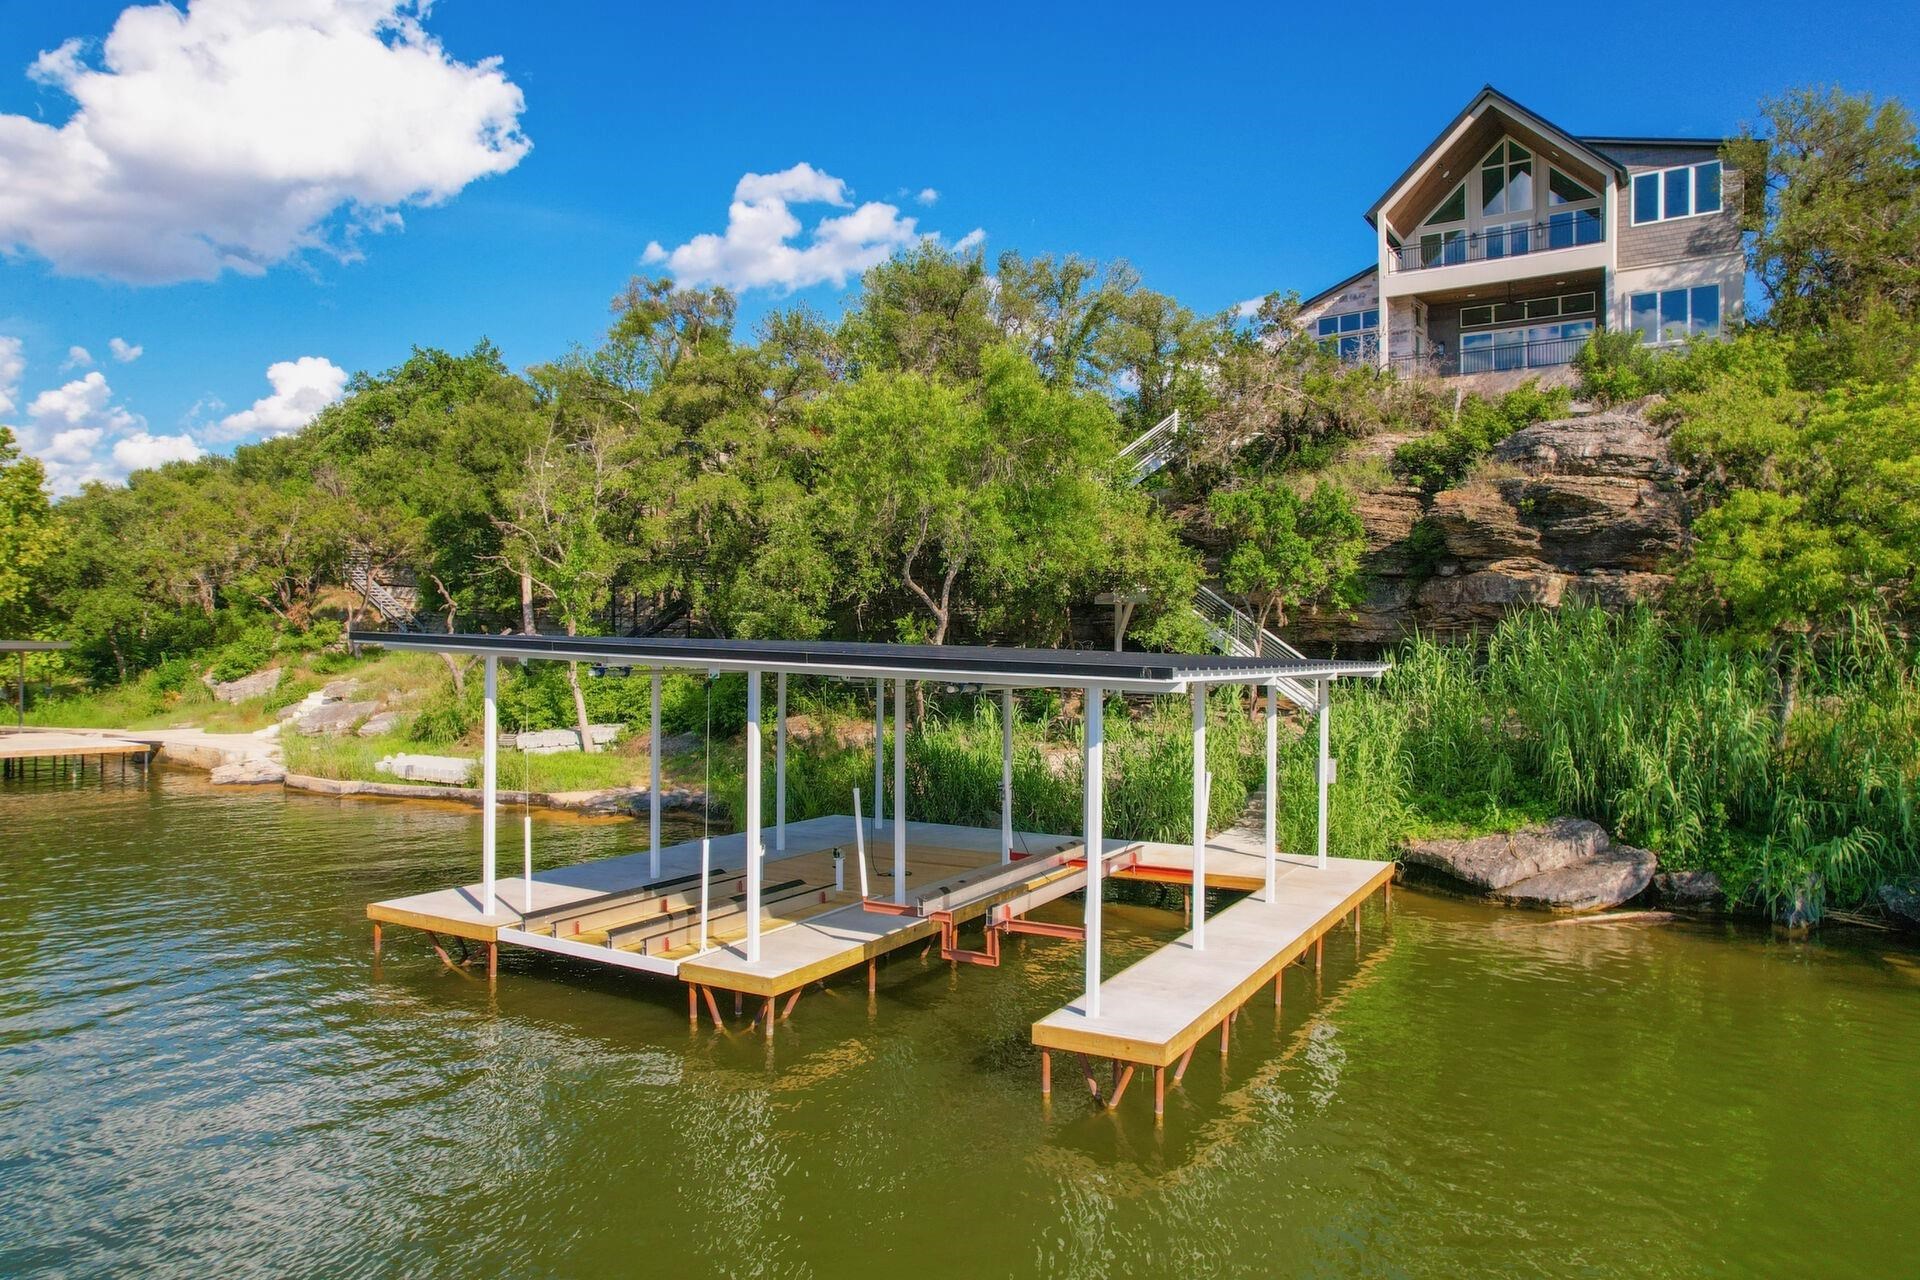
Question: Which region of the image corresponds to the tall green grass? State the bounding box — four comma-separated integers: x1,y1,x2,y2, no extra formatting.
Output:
1317,608,1920,918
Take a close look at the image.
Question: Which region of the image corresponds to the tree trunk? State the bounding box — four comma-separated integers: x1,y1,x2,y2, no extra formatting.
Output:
563,618,594,754
520,568,536,634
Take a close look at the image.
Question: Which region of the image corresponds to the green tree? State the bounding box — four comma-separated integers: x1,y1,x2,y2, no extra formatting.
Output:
0,427,60,636
1735,87,1920,369
1209,477,1366,644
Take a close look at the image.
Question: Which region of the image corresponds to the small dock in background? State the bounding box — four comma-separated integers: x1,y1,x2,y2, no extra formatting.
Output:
0,728,155,780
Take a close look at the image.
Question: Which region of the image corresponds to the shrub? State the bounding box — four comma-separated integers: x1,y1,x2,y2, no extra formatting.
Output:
1392,381,1572,492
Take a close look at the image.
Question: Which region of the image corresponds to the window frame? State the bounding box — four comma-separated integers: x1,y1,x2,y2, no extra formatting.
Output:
1626,283,1723,344
1629,160,1725,226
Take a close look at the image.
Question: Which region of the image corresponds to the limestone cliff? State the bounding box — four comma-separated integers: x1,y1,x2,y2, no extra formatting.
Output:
1286,406,1687,649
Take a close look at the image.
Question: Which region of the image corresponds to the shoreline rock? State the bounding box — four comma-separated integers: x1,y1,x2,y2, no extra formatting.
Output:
1399,817,1653,912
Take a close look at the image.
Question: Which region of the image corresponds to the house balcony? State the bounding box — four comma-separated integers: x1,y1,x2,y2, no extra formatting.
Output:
1389,330,1592,378
1379,212,1609,300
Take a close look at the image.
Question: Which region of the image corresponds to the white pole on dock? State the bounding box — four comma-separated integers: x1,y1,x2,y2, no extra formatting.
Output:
698,835,711,950
1191,686,1207,950
744,669,763,962
775,671,788,853
481,655,498,917
648,669,662,880
853,787,869,897
1083,683,1105,1018
873,679,885,836
1316,679,1332,871
1265,678,1279,903
892,677,907,906
523,812,533,914
1000,687,1014,864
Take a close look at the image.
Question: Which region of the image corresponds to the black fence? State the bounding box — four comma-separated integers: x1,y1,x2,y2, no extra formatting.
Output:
1391,213,1603,272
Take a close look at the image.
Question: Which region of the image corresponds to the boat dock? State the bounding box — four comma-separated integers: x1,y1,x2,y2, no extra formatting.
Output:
0,728,155,780
352,628,1391,1120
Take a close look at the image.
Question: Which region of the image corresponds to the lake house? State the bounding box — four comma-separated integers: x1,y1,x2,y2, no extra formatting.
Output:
1299,86,1746,379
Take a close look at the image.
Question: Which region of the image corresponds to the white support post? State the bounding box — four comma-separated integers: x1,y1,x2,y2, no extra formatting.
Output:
648,669,661,880
1000,687,1014,864
1265,678,1279,903
1083,684,1105,1018
873,679,885,835
1316,679,1332,872
1191,685,1207,950
892,678,907,906
775,671,788,853
481,655,498,917
744,670,763,962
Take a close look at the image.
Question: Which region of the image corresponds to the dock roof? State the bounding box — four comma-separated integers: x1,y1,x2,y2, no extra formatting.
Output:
348,630,1386,693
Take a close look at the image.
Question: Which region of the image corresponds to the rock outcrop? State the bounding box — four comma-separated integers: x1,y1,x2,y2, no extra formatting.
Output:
1879,878,1920,931
1400,817,1657,913
210,758,286,785
1288,406,1688,648
208,667,281,704
1652,869,1724,911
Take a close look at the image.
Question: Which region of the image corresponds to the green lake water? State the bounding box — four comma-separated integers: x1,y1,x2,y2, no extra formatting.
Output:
2,765,1916,1278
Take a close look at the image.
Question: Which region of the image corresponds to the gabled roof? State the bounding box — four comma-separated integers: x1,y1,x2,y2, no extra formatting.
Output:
1365,85,1628,229
1300,262,1378,313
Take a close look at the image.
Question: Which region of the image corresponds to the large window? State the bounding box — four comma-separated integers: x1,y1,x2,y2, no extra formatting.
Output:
1459,290,1596,330
1628,284,1721,343
1421,183,1468,267
1630,160,1723,224
1481,141,1533,218
1315,307,1379,363
1546,168,1603,248
1460,320,1594,373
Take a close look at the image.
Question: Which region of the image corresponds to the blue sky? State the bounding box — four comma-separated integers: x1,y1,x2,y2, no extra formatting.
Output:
2,0,1916,491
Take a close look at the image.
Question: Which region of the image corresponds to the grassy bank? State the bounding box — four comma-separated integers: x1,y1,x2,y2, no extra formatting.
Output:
1306,608,1919,918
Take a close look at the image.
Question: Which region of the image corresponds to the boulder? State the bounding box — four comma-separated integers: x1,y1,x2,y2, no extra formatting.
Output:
1489,408,1681,483
516,724,623,754
375,753,475,785
1491,843,1658,912
1402,818,1608,892
1879,878,1920,931
292,699,381,736
210,758,286,785
1652,869,1724,910
209,667,281,704
356,710,401,738
320,679,360,700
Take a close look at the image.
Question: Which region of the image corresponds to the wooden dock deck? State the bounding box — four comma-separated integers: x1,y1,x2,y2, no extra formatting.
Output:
0,728,154,779
1031,852,1392,1112
370,813,1390,1077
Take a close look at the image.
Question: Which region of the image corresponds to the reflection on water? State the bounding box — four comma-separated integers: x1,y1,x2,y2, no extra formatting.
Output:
1,767,1915,1277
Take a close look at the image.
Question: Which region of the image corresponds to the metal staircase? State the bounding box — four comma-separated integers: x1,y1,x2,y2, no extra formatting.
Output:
1115,411,1320,711
345,555,422,632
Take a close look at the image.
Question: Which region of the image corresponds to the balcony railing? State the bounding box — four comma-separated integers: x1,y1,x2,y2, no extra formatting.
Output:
1390,332,1592,377
1391,211,1604,273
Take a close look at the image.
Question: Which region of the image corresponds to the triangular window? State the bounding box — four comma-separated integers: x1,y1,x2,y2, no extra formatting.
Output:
1424,183,1466,226
1548,168,1597,205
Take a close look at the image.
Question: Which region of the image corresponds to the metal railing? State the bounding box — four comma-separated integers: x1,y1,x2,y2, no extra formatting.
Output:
1193,585,1317,710
1117,409,1182,481
1390,332,1592,378
345,555,422,632
1390,212,1603,273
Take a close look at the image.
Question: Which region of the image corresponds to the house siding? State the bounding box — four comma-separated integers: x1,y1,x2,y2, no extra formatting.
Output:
1612,145,1745,272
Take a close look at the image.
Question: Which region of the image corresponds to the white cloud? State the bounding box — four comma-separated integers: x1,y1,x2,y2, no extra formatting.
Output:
64,345,93,369
0,336,21,416
0,0,531,284
648,162,980,294
112,431,203,471
215,355,348,441
1234,297,1265,320
953,228,987,255
9,368,196,492
916,187,939,206
109,336,143,362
